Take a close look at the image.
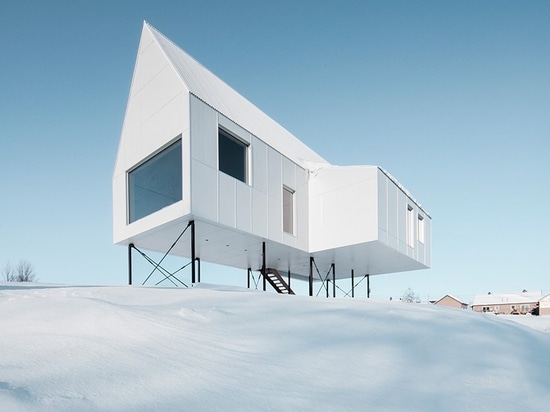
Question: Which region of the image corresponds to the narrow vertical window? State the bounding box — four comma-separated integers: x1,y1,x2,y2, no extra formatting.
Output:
218,127,248,183
418,215,425,244
407,205,414,247
283,186,294,234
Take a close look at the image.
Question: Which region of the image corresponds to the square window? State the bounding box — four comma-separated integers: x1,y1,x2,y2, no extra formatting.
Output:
218,128,248,183
128,139,182,223
283,186,294,234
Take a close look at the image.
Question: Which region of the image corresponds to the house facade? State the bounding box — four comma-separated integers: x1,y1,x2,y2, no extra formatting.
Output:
539,294,550,316
471,291,542,315
434,295,468,310
113,22,431,293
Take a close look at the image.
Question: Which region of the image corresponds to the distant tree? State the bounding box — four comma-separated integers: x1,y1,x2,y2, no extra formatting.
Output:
401,287,420,303
2,260,37,282
2,262,15,281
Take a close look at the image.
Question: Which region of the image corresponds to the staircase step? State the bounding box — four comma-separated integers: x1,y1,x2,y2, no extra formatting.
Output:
263,268,295,295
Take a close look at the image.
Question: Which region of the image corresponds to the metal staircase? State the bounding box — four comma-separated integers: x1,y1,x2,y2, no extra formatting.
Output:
264,268,295,295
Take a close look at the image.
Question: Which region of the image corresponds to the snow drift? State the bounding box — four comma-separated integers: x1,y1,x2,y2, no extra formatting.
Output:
1,283,550,411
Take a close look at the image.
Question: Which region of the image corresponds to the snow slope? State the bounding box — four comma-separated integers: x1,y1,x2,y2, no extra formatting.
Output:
1,283,550,411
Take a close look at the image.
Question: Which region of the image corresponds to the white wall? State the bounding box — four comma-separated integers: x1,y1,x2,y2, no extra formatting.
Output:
114,24,430,273
113,27,190,244
377,168,431,267
189,97,308,250
309,166,379,252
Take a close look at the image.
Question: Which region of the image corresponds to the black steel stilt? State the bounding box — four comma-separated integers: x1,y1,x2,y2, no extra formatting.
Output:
309,257,314,297
128,243,134,285
367,274,370,298
332,264,336,298
197,258,201,283
262,242,266,292
351,269,355,298
288,270,291,289
191,220,196,284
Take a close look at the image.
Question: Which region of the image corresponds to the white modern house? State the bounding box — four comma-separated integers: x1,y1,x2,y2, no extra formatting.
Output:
113,22,431,296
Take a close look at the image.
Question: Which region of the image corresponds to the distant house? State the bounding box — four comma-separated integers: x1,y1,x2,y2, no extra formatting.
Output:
539,294,550,316
471,291,542,315
434,295,468,310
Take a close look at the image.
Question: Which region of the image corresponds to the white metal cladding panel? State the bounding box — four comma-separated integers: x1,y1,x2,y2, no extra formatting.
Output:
190,96,217,169
416,238,426,264
386,180,398,250
139,66,184,126
308,166,378,252
141,93,187,157
282,156,296,189
415,210,427,264
218,115,251,144
268,195,282,243
218,172,236,227
112,174,127,243
251,137,268,194
114,29,187,178
114,200,190,245
282,231,297,248
377,170,388,245
115,98,141,177
236,182,252,233
145,23,329,169
281,156,297,247
252,190,268,238
131,28,168,98
191,159,218,221
397,191,408,255
424,214,432,266
296,166,309,251
267,149,282,242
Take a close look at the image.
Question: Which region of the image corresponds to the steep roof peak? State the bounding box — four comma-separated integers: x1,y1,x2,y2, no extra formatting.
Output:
140,22,328,168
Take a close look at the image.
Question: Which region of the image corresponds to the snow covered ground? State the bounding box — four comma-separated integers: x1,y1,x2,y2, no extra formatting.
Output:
1,282,550,411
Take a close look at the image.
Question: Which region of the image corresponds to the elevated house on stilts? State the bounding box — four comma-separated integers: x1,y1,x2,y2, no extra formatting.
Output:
113,22,431,297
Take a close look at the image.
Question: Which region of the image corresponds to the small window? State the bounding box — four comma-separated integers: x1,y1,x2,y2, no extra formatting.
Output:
218,128,248,183
418,215,425,244
406,205,414,247
128,139,182,223
283,186,294,234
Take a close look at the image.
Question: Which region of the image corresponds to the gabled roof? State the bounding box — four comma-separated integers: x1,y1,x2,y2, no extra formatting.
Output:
472,291,542,306
434,294,467,306
144,22,328,169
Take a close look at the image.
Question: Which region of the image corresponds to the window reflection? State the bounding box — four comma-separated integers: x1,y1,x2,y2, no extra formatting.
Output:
128,139,182,223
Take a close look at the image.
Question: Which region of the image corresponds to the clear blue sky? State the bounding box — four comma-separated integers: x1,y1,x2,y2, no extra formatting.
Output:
1,0,549,302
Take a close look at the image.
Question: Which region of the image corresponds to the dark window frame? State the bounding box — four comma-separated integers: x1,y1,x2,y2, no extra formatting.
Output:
127,138,182,223
283,186,295,235
218,127,248,183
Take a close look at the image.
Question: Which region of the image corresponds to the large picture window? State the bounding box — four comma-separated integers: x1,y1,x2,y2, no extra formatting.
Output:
218,127,248,183
128,139,182,223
